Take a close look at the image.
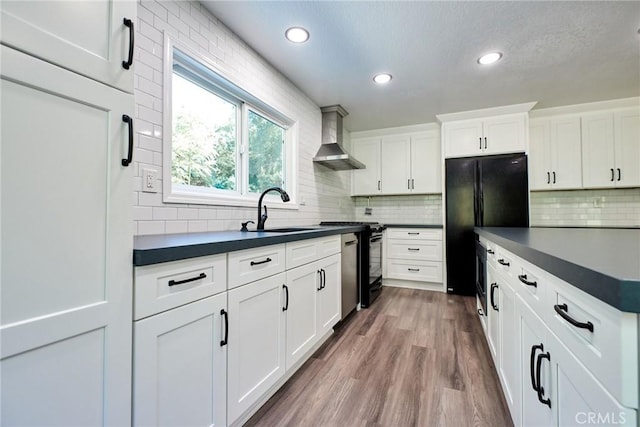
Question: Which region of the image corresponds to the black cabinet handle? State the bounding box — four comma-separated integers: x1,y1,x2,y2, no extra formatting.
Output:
408,179,411,190
611,168,615,182
554,303,594,332
617,168,621,181
282,284,289,311
487,249,495,255
321,269,326,289
547,172,550,184
490,283,499,311
408,248,420,251
408,268,420,272
518,274,537,288
497,259,510,267
536,351,551,408
317,269,324,291
122,18,134,70
411,179,415,189
378,180,381,191
121,114,133,166
479,137,482,150
371,237,382,243
552,171,556,184
477,308,484,316
220,309,228,346
484,137,487,149
168,272,206,286
250,257,272,266
530,343,543,393
408,232,420,235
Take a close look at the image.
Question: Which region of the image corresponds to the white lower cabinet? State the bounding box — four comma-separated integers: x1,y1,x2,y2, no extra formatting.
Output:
481,237,639,427
384,228,443,286
316,254,341,335
133,292,228,427
227,273,287,425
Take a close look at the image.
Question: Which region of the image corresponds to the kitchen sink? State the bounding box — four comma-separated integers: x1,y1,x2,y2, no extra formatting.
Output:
249,227,316,233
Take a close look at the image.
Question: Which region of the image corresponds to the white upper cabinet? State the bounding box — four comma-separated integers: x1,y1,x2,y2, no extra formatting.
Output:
351,128,441,196
0,0,136,93
582,108,640,189
443,113,527,158
351,137,382,195
529,116,583,190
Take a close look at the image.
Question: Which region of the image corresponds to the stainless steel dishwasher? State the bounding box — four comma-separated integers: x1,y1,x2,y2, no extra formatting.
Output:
341,233,359,318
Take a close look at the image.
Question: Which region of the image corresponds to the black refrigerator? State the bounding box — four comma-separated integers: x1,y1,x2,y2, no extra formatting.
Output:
445,153,529,295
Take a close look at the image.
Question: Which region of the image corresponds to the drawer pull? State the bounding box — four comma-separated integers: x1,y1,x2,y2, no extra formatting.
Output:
554,303,594,332
518,274,537,288
220,309,228,347
250,257,272,266
168,272,206,287
497,259,510,267
407,248,420,251
487,249,495,254
407,232,420,235
408,268,420,272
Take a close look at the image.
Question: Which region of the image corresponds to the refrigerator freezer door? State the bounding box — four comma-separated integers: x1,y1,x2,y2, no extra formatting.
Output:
480,154,529,227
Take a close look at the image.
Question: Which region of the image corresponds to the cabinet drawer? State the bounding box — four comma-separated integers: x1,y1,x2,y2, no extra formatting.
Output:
494,247,515,279
387,240,442,261
228,244,286,289
134,254,227,320
386,228,442,241
386,260,442,283
545,274,638,408
513,258,545,313
286,235,341,270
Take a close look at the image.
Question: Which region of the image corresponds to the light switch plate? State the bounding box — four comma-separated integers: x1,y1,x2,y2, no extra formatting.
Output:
142,168,158,193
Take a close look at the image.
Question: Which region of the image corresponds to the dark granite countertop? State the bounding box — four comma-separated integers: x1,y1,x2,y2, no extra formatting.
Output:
134,225,365,266
475,227,640,313
384,224,443,229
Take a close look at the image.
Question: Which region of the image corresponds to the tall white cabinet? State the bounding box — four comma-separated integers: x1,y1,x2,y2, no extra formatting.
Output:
0,0,136,423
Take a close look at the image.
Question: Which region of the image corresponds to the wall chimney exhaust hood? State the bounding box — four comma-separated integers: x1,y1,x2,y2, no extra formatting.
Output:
313,105,365,171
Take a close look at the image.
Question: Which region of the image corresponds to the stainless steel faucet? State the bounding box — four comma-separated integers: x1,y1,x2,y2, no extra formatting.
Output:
257,187,290,230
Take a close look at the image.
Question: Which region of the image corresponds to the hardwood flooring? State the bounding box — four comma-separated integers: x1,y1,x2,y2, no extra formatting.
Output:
245,287,513,427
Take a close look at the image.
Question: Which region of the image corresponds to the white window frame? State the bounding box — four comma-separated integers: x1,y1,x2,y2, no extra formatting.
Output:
162,36,298,209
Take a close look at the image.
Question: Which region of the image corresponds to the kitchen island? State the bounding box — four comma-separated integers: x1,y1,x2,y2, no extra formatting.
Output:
475,227,640,313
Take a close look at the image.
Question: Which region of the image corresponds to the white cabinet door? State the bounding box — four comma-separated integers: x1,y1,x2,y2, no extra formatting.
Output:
528,119,552,190
550,117,583,190
486,263,500,365
0,0,135,93
133,293,227,427
285,262,319,370
351,138,381,195
443,119,484,158
317,254,342,335
548,332,637,427
381,135,411,194
227,273,286,425
499,279,521,426
517,296,554,427
0,46,133,426
411,133,442,193
483,114,527,156
614,108,640,188
581,112,616,189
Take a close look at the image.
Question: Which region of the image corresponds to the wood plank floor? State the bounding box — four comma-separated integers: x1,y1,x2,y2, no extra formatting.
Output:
245,287,513,427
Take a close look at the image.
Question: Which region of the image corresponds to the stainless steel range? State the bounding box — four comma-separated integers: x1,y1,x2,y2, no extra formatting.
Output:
320,221,386,308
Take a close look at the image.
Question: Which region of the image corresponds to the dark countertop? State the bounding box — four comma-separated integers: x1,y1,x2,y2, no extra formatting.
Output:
384,224,443,229
475,227,640,313
134,225,365,266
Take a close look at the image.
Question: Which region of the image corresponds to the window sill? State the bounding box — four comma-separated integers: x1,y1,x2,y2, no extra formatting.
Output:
163,191,300,210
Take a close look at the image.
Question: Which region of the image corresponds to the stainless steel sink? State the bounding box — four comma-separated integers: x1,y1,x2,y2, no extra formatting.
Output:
249,227,316,233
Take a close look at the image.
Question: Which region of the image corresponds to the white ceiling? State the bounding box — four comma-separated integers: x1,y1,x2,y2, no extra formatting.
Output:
201,1,640,132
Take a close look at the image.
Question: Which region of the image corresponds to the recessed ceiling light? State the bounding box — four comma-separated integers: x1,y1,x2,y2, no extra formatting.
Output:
477,52,503,65
373,73,392,84
285,27,309,43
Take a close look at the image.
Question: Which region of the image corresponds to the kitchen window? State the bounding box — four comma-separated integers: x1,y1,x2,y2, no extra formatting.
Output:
163,39,296,207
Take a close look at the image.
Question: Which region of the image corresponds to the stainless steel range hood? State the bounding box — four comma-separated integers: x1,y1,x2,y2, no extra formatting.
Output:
313,105,365,170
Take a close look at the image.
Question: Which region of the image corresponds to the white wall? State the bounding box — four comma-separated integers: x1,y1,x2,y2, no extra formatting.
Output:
132,0,355,235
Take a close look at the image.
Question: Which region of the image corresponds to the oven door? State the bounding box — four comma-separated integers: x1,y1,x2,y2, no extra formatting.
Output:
475,240,487,315
369,234,382,283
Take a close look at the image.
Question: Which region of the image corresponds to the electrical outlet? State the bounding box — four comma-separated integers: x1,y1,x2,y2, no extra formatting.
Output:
593,197,603,208
364,207,373,215
142,168,158,193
